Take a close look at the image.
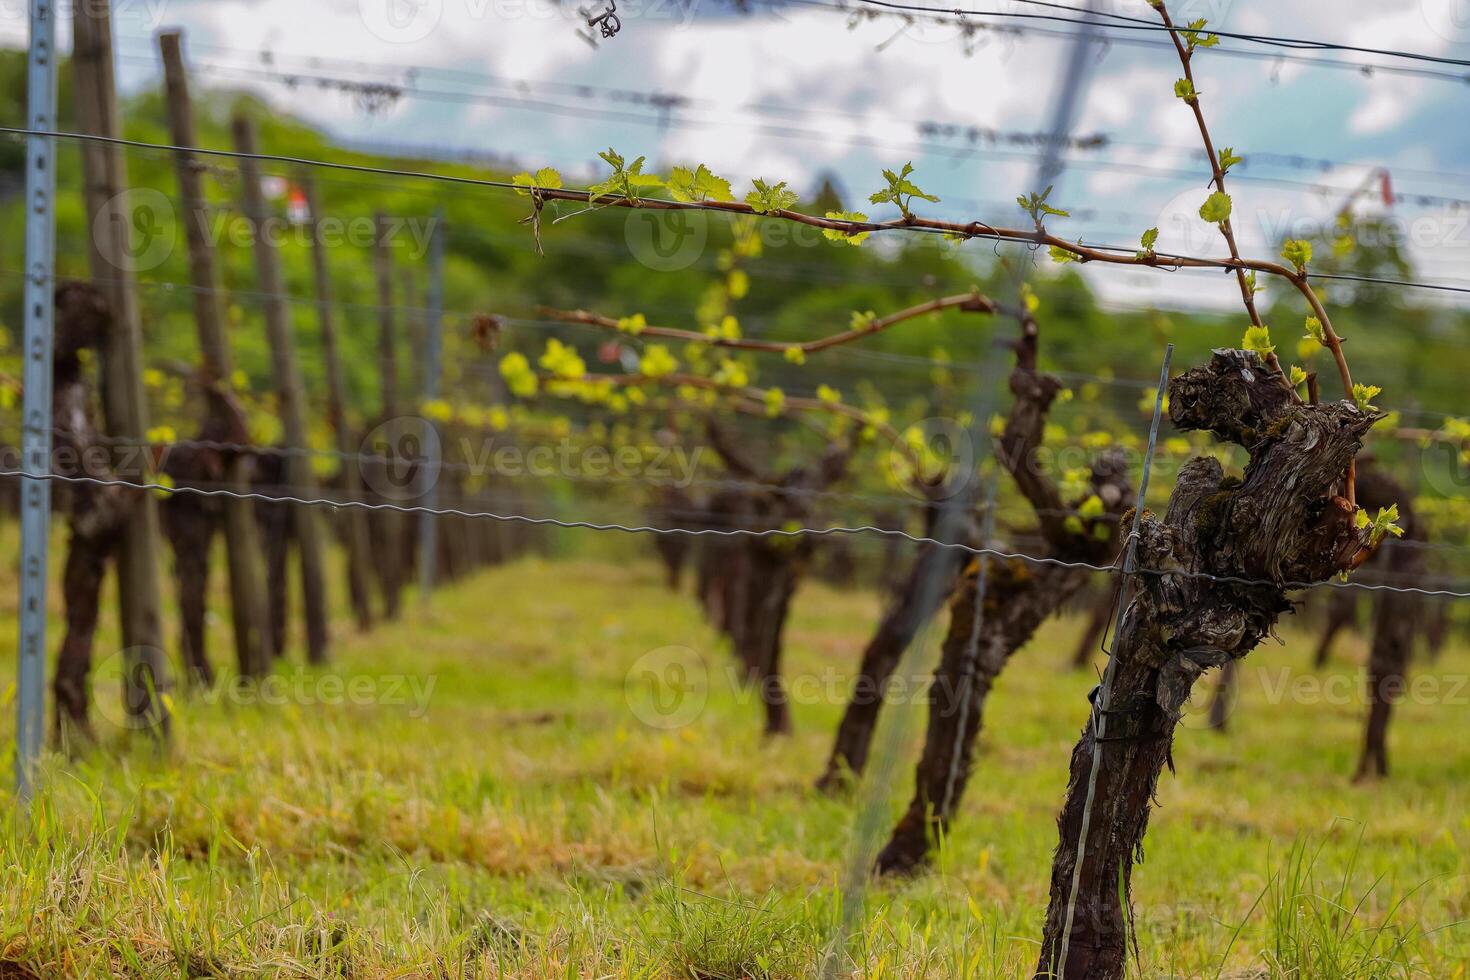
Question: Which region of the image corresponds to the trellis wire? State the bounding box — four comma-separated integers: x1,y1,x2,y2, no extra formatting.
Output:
0,125,1468,298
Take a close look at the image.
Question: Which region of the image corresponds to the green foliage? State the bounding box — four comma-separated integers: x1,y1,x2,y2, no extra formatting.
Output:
869,162,940,218
1050,244,1079,264
586,149,664,204
1016,185,1070,227
638,344,679,378
1217,147,1244,173
1139,227,1160,253
1181,19,1219,49
1242,324,1275,357
1303,316,1327,345
1356,504,1405,547
1199,191,1233,224
745,178,799,214
667,164,733,203
1282,238,1314,273
1352,383,1382,413
822,210,871,246
539,338,587,380
1174,78,1197,100
512,167,563,195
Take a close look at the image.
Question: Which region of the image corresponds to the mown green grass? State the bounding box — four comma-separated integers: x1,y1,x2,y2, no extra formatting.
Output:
0,522,1466,977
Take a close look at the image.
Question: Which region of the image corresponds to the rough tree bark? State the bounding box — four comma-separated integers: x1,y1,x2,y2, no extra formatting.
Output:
650,484,697,591
160,395,255,686
701,423,850,736
1035,350,1374,980
300,172,377,632
875,321,1133,874
234,114,331,663
816,502,965,793
49,284,133,743
158,29,271,681
1353,469,1422,781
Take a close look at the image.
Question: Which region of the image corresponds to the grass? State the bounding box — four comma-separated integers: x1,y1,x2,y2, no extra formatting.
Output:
0,523,1467,977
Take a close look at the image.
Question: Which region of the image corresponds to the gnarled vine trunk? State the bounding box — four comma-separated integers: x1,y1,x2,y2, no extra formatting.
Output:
817,504,966,792
876,325,1133,873
1035,350,1373,980
50,284,134,745
697,425,850,736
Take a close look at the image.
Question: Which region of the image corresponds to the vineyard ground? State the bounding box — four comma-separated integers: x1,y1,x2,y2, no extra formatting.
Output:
0,524,1466,978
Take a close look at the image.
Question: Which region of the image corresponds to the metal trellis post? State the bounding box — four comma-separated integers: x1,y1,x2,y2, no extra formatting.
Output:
16,0,58,803
418,212,446,603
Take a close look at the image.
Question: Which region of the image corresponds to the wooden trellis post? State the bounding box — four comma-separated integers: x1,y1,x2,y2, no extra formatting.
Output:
72,0,172,736
231,113,330,664
299,172,376,632
158,30,271,678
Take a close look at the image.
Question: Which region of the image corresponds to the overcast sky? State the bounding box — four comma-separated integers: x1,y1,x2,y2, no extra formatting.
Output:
7,0,1470,310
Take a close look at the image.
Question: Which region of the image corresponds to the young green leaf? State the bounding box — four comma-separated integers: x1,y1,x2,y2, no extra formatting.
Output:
1352,383,1382,413
745,178,799,214
512,167,563,195
1199,191,1232,224
587,149,664,203
1216,147,1243,173
822,210,871,245
1281,238,1313,272
1242,324,1275,357
1140,227,1159,251
869,162,940,218
1303,316,1327,344
667,164,733,203
1181,19,1219,49
1173,78,1197,100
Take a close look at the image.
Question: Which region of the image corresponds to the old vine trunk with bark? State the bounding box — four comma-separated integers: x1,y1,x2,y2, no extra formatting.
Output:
697,423,850,735
51,284,133,742
817,501,965,792
1034,350,1374,979
875,322,1133,874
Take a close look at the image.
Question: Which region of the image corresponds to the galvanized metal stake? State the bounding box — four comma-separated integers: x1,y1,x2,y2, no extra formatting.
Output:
417,212,446,603
16,0,59,803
